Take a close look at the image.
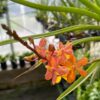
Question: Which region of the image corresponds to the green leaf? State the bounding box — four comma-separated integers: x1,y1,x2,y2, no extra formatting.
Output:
57,61,100,100
95,0,100,7
66,0,75,7
79,0,100,15
0,10,3,13
10,0,100,21
72,36,100,45
61,0,67,6
1,24,100,46
13,60,42,80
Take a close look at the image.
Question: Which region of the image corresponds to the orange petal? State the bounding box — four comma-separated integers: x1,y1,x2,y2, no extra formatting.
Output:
55,66,69,75
64,42,73,54
65,61,73,67
77,57,88,67
39,49,46,57
69,54,76,64
45,70,52,80
59,54,67,65
66,42,73,49
46,51,52,61
67,70,76,83
77,68,87,77
39,38,47,47
59,42,64,48
49,56,58,68
52,74,57,85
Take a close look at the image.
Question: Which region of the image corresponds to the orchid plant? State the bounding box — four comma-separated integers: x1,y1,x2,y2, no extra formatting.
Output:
0,0,100,100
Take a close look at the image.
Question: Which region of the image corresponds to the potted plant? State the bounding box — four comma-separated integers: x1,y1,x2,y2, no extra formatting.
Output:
19,55,25,68
0,55,8,70
9,54,18,69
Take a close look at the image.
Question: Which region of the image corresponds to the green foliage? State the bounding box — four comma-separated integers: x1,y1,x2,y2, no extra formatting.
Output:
0,55,9,62
8,53,17,61
10,0,100,21
90,62,100,83
79,0,100,15
95,0,100,6
0,0,7,13
79,80,100,100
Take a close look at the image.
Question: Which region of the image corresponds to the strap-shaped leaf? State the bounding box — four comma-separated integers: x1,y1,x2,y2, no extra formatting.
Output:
72,36,100,45
57,61,100,100
10,0,100,21
13,60,42,80
79,0,100,15
1,24,100,46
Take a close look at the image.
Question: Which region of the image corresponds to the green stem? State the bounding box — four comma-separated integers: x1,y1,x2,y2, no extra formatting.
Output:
10,0,100,21
1,24,100,46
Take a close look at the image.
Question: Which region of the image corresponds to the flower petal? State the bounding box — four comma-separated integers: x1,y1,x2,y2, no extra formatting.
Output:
55,66,69,75
59,42,64,48
39,38,47,47
52,74,57,85
77,68,87,77
64,42,73,54
55,76,61,84
77,57,88,67
68,54,76,64
49,56,58,68
45,70,52,80
67,70,76,83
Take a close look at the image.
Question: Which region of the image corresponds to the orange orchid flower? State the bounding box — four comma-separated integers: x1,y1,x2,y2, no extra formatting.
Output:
45,55,88,84
45,56,69,85
44,42,88,84
59,41,73,54
24,38,88,85
64,55,88,83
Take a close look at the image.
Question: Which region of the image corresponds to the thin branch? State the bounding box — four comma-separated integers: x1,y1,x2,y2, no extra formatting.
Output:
1,24,46,59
